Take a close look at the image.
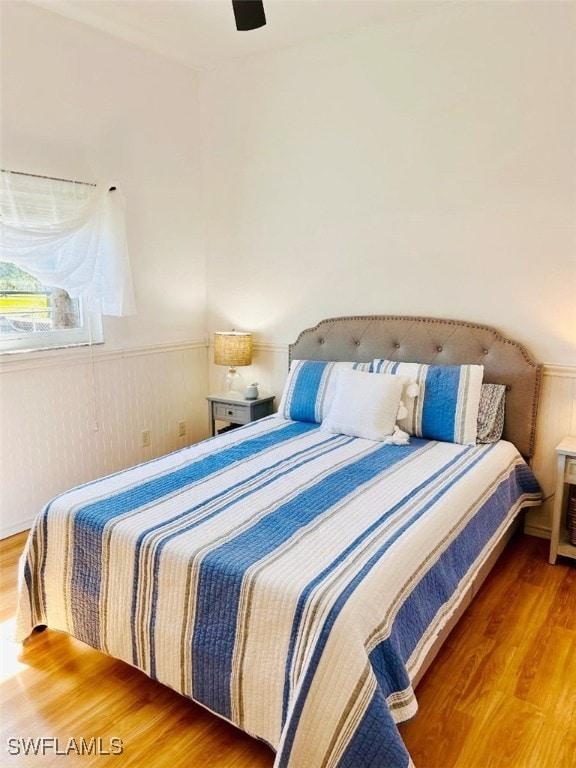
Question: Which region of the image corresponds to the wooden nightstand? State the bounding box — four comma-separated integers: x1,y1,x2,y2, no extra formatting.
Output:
549,436,576,564
207,393,275,437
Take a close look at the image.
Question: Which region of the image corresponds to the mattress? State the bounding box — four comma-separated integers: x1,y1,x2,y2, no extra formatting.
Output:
16,416,542,768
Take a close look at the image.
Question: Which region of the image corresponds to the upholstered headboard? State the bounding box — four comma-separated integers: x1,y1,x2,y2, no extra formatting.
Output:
289,316,541,458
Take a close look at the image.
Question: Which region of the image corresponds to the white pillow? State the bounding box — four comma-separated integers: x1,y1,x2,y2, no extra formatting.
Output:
321,369,405,442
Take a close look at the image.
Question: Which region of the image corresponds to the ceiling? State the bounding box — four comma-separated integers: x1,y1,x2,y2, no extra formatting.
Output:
29,0,450,71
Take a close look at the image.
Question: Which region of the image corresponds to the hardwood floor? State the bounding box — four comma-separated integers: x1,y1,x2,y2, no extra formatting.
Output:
1,530,574,767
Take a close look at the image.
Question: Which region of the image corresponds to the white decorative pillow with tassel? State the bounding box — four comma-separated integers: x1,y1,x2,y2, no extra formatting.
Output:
321,369,409,443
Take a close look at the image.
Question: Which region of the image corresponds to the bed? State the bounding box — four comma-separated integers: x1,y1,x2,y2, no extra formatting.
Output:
16,316,543,768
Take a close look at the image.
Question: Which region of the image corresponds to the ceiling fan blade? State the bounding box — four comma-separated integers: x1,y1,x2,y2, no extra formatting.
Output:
232,0,266,31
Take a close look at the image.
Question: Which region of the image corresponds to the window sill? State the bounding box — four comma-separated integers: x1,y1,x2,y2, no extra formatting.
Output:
0,340,105,356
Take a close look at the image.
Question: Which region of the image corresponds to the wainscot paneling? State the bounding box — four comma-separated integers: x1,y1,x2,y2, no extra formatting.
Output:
3,344,572,541
0,341,208,538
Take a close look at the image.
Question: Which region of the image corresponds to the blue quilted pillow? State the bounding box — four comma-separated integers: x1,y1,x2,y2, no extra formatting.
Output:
278,360,372,423
373,359,484,445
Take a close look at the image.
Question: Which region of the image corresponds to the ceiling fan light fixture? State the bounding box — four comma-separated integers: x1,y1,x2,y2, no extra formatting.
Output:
232,0,266,31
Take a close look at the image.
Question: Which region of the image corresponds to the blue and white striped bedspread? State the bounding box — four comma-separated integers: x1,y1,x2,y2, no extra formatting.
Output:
16,417,541,768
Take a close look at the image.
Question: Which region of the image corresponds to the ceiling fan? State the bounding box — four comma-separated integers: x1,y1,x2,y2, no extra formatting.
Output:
232,0,266,31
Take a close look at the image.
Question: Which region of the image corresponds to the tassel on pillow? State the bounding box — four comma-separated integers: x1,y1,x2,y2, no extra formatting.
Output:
406,381,420,398
396,400,408,421
383,425,410,445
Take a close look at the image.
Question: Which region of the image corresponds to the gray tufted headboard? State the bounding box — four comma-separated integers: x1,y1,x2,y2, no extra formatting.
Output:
289,315,541,459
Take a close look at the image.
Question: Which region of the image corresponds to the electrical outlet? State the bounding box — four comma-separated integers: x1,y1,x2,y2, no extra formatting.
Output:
141,429,151,447
178,420,187,438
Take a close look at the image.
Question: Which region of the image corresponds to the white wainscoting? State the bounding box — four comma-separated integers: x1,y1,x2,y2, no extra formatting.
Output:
0,341,209,538
3,341,573,541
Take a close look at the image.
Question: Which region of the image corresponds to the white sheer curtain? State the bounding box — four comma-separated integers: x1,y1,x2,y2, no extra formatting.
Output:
0,171,136,316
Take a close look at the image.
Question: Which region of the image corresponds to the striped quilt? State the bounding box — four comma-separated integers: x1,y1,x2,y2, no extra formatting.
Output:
16,416,541,768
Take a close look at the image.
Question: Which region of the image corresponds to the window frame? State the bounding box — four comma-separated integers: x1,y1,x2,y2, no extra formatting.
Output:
0,293,103,354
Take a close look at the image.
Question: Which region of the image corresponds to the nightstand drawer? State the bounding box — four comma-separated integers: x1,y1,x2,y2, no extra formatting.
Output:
565,458,576,484
214,403,248,423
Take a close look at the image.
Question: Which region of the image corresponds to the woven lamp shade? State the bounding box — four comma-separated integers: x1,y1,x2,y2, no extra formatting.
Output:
214,331,253,367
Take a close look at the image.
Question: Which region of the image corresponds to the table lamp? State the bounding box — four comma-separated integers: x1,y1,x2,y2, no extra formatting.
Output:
214,330,253,393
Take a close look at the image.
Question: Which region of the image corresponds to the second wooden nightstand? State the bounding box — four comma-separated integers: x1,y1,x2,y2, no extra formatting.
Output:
549,436,576,564
207,393,275,437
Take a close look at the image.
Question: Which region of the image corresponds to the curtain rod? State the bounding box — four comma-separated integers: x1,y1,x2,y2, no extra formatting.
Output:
1,169,116,192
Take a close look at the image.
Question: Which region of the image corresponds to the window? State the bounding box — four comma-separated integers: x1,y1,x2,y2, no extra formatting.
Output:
0,169,135,354
0,262,103,353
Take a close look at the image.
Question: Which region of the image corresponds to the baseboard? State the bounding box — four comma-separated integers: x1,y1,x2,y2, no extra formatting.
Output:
523,523,551,540
1,518,34,541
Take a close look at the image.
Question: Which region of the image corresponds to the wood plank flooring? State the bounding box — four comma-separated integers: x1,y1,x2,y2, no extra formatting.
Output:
1,530,574,767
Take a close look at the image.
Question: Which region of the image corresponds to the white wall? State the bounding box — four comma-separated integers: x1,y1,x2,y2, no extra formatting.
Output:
1,0,206,348
0,2,209,536
201,0,576,539
1,1,575,538
201,0,576,366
